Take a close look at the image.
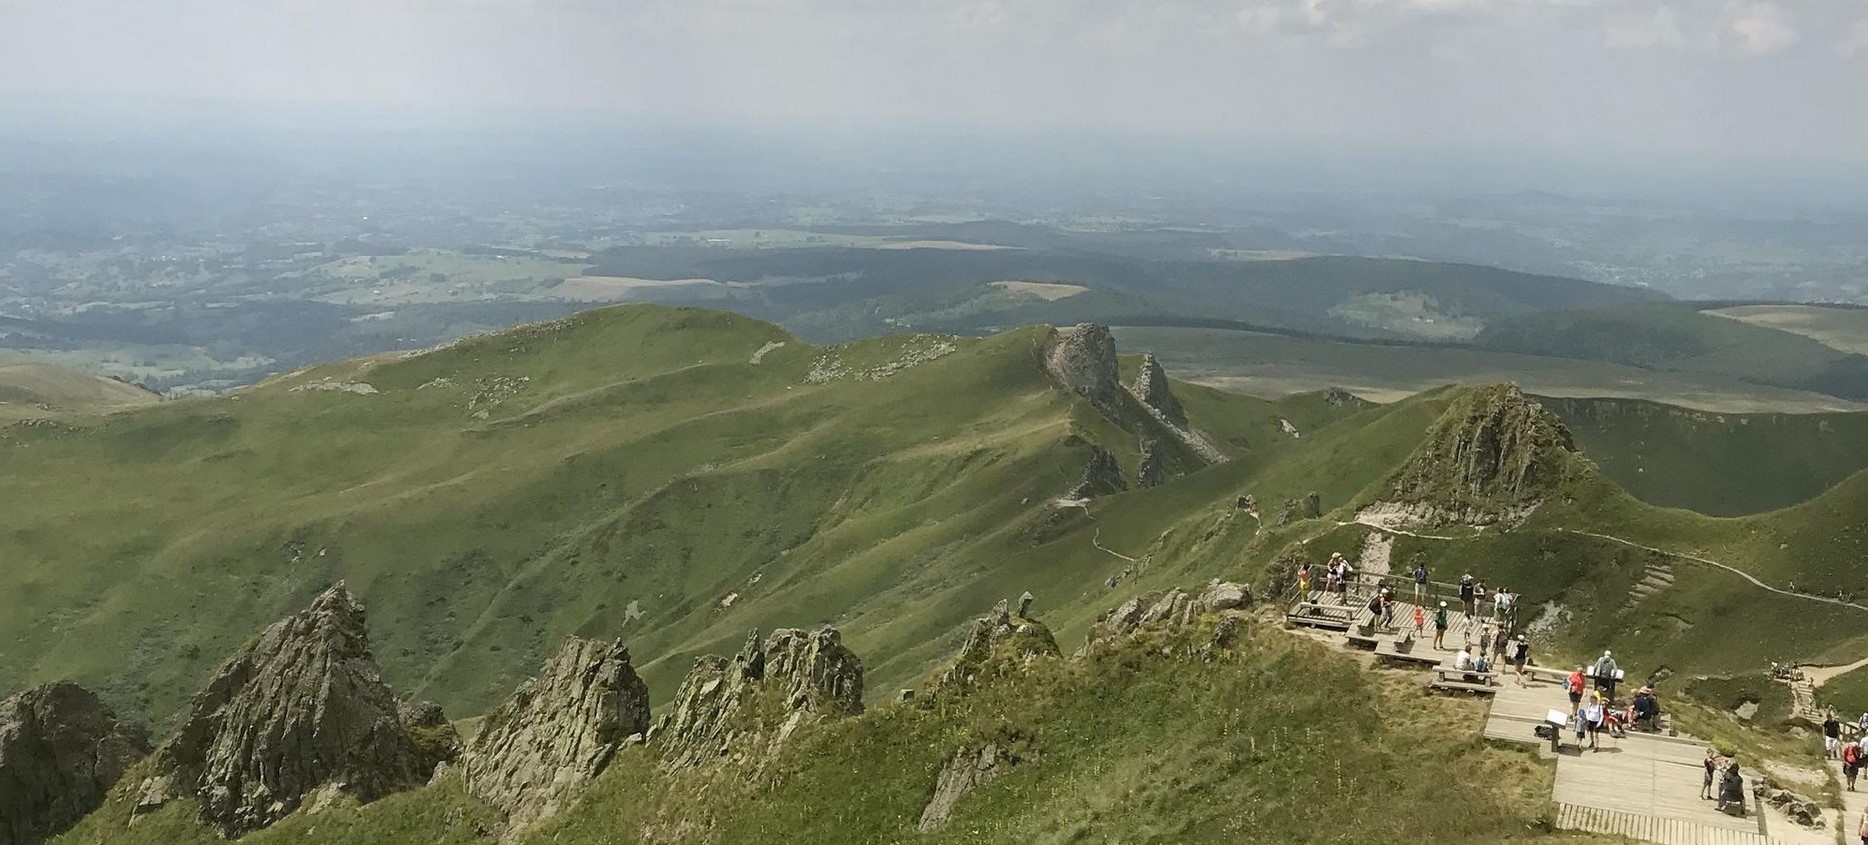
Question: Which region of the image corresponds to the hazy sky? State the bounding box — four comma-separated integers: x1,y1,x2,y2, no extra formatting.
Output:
3,0,1866,163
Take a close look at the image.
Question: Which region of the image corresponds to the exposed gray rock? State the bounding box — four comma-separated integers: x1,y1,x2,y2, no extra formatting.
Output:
917,737,1036,832
1753,778,1824,828
1378,383,1580,527
1075,580,1254,658
930,601,1060,698
1137,439,1167,488
135,583,419,837
654,627,864,772
397,700,462,782
1044,324,1125,421
1067,445,1128,500
1304,492,1322,519
462,638,650,832
1324,387,1359,406
1129,353,1187,427
0,682,149,845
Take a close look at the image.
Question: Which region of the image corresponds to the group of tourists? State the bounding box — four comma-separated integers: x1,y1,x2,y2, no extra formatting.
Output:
1296,553,1359,600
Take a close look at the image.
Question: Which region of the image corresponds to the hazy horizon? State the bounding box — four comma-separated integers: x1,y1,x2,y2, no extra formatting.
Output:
3,0,1866,173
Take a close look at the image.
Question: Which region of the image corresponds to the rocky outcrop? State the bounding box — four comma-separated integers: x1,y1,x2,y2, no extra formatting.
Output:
462,637,650,831
397,700,462,780
0,683,149,845
930,601,1060,698
917,734,1037,832
1075,580,1252,659
1137,439,1167,488
1066,444,1128,500
1045,324,1125,421
1752,777,1823,828
1324,387,1360,407
1372,383,1580,528
134,583,419,837
654,627,863,772
1128,353,1186,427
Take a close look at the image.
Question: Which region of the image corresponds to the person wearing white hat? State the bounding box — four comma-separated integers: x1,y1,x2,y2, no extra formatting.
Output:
1593,650,1621,700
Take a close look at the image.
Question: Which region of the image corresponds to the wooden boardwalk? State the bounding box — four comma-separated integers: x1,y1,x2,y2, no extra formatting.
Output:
1288,587,1830,845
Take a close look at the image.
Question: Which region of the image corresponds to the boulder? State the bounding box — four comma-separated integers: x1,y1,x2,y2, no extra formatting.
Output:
462,638,650,831
1128,353,1187,427
655,627,864,772
0,683,149,845
135,582,419,837
397,700,462,782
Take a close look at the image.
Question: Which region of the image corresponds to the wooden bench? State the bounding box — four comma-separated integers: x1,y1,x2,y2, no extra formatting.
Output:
1375,640,1441,667
1435,666,1498,686
1428,676,1498,695
1286,602,1356,630
1521,665,1571,685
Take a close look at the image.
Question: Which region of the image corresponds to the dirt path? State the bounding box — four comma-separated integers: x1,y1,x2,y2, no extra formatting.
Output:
1560,529,1868,617
1803,653,1868,688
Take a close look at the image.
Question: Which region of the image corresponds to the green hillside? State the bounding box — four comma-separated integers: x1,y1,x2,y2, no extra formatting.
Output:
58,617,1594,845
1546,396,1868,515
0,356,158,420
0,305,1366,728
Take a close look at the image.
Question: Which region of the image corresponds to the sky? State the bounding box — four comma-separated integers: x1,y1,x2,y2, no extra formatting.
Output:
1,0,1866,164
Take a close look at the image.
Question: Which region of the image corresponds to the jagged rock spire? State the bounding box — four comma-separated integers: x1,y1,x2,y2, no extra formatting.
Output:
0,682,149,845
1044,324,1125,421
1129,353,1187,428
134,582,419,837
654,627,864,772
1374,383,1581,528
462,637,650,832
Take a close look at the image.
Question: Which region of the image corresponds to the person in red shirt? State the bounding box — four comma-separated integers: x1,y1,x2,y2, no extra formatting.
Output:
1568,666,1588,715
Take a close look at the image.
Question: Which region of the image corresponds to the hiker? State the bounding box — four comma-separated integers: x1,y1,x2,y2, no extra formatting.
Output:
1412,562,1428,604
1379,583,1397,626
1494,586,1514,626
1327,555,1346,602
1567,666,1587,715
1456,645,1480,682
1717,761,1746,816
1845,739,1861,791
1473,580,1488,622
1592,650,1620,700
1366,591,1386,629
1859,806,1868,845
1701,748,1719,800
1297,562,1313,596
1511,634,1531,687
1491,628,1509,667
1457,574,1476,618
1826,711,1843,759
1859,711,1868,734
1433,601,1450,649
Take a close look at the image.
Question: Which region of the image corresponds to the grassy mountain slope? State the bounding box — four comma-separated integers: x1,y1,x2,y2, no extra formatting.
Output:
1546,396,1868,515
0,304,1371,729
0,356,157,420
59,616,1600,845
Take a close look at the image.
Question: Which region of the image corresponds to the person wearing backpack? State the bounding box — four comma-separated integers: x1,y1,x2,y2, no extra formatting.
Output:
1433,601,1450,650
1411,562,1428,604
1845,741,1861,791
1567,666,1588,715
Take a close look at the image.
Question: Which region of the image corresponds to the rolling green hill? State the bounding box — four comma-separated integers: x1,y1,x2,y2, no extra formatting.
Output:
1546,396,1868,515
0,305,1366,728
18,302,1868,845
0,356,158,420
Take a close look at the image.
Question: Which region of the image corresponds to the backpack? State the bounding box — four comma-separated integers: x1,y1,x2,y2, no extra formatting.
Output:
1846,745,1859,766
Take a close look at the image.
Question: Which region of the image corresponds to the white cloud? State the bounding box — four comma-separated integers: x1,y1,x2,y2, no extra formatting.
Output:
1605,5,1695,51
1727,1,1798,56
1840,19,1868,57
